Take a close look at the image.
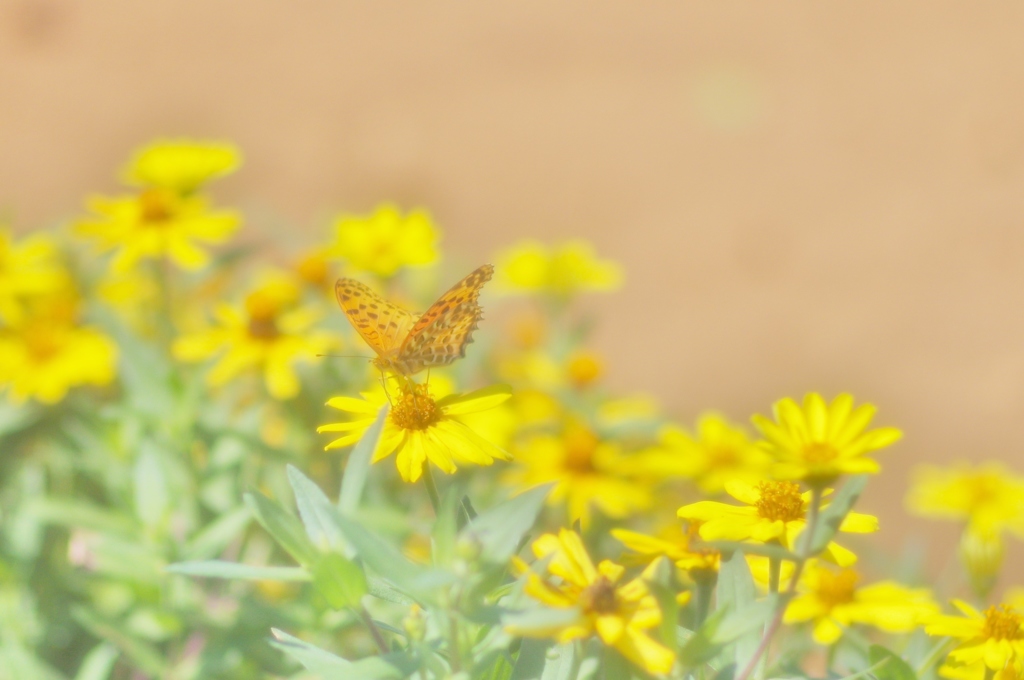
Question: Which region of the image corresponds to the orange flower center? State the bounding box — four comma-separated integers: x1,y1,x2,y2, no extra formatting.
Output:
816,569,858,609
983,605,1023,641
390,383,440,431
802,442,838,463
139,188,176,224
566,352,603,388
562,426,599,473
296,253,328,288
581,576,619,615
755,481,805,522
245,292,281,340
22,321,66,362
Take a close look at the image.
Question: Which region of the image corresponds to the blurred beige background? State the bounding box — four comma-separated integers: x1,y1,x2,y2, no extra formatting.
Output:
3,1,1024,565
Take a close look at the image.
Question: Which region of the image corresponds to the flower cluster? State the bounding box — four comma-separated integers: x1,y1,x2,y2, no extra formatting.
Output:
2,138,1020,680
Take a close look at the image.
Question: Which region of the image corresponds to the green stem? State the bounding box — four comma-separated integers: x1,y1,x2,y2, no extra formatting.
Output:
734,486,824,680
358,605,389,655
768,556,781,595
693,572,716,630
421,464,441,515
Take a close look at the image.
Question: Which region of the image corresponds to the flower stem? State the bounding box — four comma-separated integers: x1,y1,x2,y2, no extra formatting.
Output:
734,486,824,680
421,464,441,515
358,605,389,655
768,555,781,594
694,572,716,630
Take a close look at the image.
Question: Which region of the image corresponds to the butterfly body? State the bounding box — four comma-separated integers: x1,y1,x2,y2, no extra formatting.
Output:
335,264,494,377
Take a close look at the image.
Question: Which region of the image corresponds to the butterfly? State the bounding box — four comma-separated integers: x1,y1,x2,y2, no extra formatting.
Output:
335,264,494,377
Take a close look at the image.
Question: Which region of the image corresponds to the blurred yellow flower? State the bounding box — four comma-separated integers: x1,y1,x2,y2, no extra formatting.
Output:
503,419,651,526
293,246,333,293
906,462,1024,536
173,276,332,400
636,414,772,495
939,662,1024,680
0,295,117,404
677,480,878,566
507,529,675,675
0,228,68,325
318,381,512,483
925,601,1024,674
330,204,438,277
122,139,241,194
75,189,240,272
783,562,938,644
612,523,720,575
751,393,902,487
496,240,623,297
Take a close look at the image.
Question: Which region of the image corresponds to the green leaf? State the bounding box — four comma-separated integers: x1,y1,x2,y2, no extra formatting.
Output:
270,629,413,679
244,491,318,566
644,557,679,656
73,607,165,676
540,643,577,680
432,484,462,567
678,608,729,668
716,551,759,671
74,643,119,680
333,515,454,602
133,443,170,529
26,498,136,535
286,465,353,555
510,639,550,680
868,645,918,680
463,484,552,565
166,560,310,581
182,507,251,560
310,552,368,608
475,651,516,680
269,628,354,674
809,475,869,556
339,406,388,515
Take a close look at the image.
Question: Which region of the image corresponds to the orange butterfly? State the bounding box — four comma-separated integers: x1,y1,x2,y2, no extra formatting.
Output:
335,264,494,377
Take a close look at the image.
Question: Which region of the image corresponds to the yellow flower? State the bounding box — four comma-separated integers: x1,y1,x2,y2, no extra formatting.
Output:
925,601,1024,673
75,189,240,272
906,462,1024,536
502,419,652,526
783,562,938,644
677,480,878,566
317,381,512,483
0,228,68,324
496,240,623,297
0,295,117,404
122,139,241,194
293,246,333,293
330,204,438,277
635,414,772,495
939,662,1024,680
173,276,332,400
507,529,675,675
612,524,720,575
751,393,902,486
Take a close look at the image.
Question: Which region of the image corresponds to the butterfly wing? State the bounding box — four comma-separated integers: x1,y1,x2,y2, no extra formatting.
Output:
335,278,417,358
396,264,494,374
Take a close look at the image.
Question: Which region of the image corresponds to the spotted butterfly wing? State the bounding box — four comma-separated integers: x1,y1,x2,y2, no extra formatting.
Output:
395,264,494,375
334,278,417,360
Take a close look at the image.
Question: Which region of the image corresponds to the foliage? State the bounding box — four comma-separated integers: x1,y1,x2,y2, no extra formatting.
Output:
2,139,1024,680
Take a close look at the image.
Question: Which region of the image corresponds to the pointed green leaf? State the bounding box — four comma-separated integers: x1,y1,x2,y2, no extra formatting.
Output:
311,552,368,608
869,645,918,680
339,406,387,515
270,629,413,679
510,639,552,680
287,465,352,555
717,551,760,670
463,485,552,565
244,492,317,566
333,515,454,602
182,507,251,560
74,643,118,680
809,475,869,556
166,560,310,581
